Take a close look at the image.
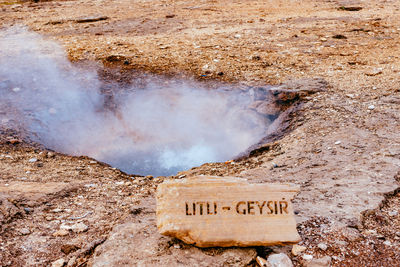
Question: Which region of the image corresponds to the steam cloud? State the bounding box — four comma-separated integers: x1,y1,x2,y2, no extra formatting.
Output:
0,27,269,176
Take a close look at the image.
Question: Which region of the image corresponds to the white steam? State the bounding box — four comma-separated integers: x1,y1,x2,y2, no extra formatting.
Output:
0,27,269,176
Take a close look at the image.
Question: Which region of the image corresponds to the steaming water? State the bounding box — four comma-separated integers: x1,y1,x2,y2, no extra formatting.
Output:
0,27,269,176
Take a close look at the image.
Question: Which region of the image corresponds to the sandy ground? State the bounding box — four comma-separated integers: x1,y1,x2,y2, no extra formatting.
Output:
1,0,400,266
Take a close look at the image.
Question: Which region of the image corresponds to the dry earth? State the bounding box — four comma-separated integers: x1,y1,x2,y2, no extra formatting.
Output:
1,0,400,266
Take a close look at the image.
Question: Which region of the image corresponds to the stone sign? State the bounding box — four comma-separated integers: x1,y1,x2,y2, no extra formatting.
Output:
156,176,301,247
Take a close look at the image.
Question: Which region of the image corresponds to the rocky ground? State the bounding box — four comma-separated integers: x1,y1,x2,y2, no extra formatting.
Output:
1,0,400,266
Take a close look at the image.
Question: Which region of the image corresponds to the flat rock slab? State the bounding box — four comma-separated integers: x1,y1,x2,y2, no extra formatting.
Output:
0,181,76,204
156,176,300,247
92,221,257,267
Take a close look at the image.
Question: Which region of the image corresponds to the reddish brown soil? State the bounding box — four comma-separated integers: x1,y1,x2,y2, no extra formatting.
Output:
1,0,400,266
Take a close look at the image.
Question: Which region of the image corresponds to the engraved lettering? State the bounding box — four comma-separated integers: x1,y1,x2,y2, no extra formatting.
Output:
247,201,255,215
207,202,212,215
257,201,266,215
236,201,246,214
197,202,204,215
279,201,288,214
274,201,278,214
185,202,192,215
267,201,274,214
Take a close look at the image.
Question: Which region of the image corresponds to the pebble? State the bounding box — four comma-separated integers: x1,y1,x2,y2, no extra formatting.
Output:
334,140,341,145
24,207,33,213
19,228,31,235
47,152,55,158
173,244,181,249
67,256,76,267
52,229,69,237
51,258,66,267
234,34,242,38
317,243,328,251
28,158,38,163
256,256,268,266
71,222,88,233
115,181,125,185
267,253,293,267
12,87,21,92
388,210,398,216
383,240,391,246
365,68,383,76
305,256,331,267
302,254,313,261
291,244,307,256
52,208,63,213
60,223,73,231
368,105,375,110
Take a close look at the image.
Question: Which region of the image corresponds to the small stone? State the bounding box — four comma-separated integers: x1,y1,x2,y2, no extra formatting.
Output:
60,223,73,230
267,253,293,267
365,68,383,76
67,256,76,267
19,228,31,235
89,160,97,164
115,181,124,185
53,229,70,237
75,16,108,23
51,258,66,267
52,208,63,213
47,152,55,158
24,207,33,213
334,140,341,145
71,222,88,233
305,256,331,267
368,105,375,110
291,244,307,256
302,254,313,261
388,210,398,216
317,243,328,251
256,256,268,267
234,34,242,38
383,240,391,246
173,244,181,249
364,229,376,235
28,158,38,163
332,34,347,39
12,87,21,92
335,240,348,247
61,244,80,254
320,37,327,42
